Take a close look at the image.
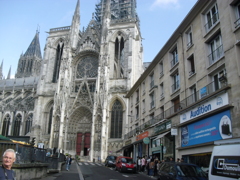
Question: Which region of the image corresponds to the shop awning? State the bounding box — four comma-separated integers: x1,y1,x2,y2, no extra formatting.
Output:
153,131,170,140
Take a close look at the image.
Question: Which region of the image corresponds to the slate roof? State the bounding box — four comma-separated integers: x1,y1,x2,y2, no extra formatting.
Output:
24,31,42,59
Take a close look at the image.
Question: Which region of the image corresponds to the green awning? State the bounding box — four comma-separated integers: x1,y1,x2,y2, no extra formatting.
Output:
0,134,12,141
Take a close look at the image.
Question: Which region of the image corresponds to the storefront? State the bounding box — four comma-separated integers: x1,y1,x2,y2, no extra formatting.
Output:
151,120,174,161
178,92,232,168
134,131,149,159
123,139,133,157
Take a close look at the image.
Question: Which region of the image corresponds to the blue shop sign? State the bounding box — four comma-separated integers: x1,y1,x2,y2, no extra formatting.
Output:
181,110,232,147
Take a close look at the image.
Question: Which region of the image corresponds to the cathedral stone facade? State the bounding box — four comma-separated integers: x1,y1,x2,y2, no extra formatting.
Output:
0,0,144,161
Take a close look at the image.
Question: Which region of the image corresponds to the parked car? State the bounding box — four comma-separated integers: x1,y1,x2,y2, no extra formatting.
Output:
115,156,137,173
104,155,117,167
157,162,208,180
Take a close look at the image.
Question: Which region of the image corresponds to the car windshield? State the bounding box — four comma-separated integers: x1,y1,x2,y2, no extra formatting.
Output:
121,158,133,164
176,165,207,177
109,156,116,160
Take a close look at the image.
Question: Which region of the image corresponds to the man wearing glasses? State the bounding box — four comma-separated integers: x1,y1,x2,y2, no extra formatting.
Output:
0,149,16,180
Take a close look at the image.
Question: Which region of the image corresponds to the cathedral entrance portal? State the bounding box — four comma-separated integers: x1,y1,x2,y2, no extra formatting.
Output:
68,106,92,156
76,132,91,156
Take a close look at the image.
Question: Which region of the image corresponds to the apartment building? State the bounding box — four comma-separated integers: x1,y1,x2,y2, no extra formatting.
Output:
119,0,240,168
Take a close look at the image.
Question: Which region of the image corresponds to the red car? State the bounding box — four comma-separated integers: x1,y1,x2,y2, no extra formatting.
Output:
115,156,137,173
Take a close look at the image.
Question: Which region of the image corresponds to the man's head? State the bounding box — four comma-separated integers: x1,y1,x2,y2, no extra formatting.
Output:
2,149,16,170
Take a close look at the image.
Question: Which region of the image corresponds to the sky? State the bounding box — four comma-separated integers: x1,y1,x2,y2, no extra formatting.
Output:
0,0,197,78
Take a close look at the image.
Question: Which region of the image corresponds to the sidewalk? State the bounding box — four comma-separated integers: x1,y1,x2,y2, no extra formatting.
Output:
39,161,84,180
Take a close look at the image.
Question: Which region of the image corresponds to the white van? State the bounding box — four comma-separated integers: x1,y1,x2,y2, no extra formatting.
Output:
209,138,240,180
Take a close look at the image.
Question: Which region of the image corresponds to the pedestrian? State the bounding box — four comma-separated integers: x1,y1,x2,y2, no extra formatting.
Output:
141,156,146,172
0,149,16,180
146,156,151,175
46,151,51,157
181,158,184,163
137,156,142,172
66,155,72,171
177,158,180,162
149,158,155,177
157,160,161,171
154,158,158,176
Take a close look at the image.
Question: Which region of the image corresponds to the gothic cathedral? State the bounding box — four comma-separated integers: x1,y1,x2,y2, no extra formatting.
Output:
0,0,144,161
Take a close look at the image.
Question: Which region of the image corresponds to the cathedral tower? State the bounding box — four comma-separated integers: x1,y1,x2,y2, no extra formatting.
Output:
32,0,143,161
15,31,42,78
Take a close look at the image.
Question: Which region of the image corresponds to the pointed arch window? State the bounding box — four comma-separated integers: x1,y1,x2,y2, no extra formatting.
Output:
52,41,64,83
2,114,11,136
48,107,53,134
110,100,123,138
13,113,22,136
114,35,125,78
25,113,33,135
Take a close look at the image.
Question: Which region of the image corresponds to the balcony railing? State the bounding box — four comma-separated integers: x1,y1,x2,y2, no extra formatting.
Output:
234,17,240,28
208,45,224,66
172,80,180,93
204,12,219,33
150,80,154,89
170,55,178,68
150,101,155,109
187,41,193,49
124,79,229,139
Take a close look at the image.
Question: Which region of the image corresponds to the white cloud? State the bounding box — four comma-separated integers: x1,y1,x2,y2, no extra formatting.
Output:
150,0,180,10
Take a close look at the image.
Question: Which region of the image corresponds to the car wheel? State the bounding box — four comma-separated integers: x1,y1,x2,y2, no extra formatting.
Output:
120,168,123,173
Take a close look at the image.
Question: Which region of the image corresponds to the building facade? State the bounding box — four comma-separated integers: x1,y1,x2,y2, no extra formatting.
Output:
0,0,144,161
123,0,240,169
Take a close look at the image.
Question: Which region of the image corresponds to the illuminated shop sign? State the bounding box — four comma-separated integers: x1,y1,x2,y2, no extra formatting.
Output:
181,110,232,147
180,92,229,124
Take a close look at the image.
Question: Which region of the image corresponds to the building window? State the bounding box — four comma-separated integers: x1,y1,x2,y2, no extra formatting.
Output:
204,3,219,33
142,82,145,95
172,72,180,93
188,85,197,105
234,2,240,28
2,114,11,136
48,107,53,134
160,83,164,99
186,28,193,49
135,106,139,119
150,73,154,89
172,97,180,113
187,54,195,76
142,99,145,113
159,62,164,77
150,92,155,109
25,113,33,135
110,100,123,138
136,90,139,103
52,41,64,83
208,34,224,66
13,114,22,136
212,69,227,91
171,48,178,68
160,106,164,119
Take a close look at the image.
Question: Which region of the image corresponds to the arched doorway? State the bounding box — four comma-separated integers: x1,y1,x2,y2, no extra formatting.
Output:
68,106,92,156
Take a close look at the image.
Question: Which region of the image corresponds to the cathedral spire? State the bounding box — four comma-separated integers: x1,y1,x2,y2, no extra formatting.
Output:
70,0,80,49
0,60,3,80
7,66,11,79
15,30,43,78
24,30,42,59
